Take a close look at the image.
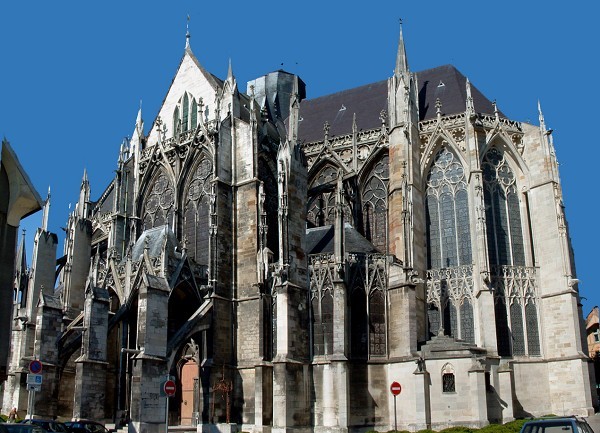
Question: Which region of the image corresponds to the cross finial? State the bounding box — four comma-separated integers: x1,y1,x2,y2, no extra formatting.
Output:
323,121,330,137
185,15,191,49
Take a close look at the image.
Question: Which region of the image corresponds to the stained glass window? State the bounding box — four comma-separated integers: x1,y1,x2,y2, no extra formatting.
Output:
351,289,368,358
182,93,189,132
426,147,471,269
495,299,511,356
142,173,175,230
183,159,212,264
483,148,525,266
460,300,475,344
307,166,350,227
428,303,440,339
510,301,525,356
311,294,323,356
369,289,386,356
191,98,198,130
525,302,540,356
362,155,389,252
173,106,181,135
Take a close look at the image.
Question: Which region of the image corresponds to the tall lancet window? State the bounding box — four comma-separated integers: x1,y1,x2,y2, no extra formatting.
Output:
483,147,539,356
191,98,198,130
142,173,175,230
182,93,190,132
173,106,181,135
362,155,389,252
425,147,472,269
183,158,213,266
425,146,473,341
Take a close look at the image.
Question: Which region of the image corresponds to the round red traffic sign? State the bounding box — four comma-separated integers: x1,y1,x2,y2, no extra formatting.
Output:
390,381,402,396
29,360,43,374
164,379,176,397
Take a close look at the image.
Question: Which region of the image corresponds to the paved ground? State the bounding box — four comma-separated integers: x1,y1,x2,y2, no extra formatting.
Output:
586,413,600,433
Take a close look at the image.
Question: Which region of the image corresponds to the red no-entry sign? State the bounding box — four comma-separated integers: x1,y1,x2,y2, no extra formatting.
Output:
164,379,176,397
390,381,402,396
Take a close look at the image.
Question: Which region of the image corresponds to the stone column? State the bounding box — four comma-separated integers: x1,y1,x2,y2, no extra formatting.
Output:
412,367,430,430
468,359,487,427
129,274,170,433
497,363,514,423
73,286,110,420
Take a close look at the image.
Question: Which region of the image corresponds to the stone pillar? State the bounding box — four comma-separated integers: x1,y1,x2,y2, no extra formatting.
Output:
73,286,110,420
254,365,273,432
32,293,63,417
129,274,170,433
387,264,416,357
497,363,514,423
468,360,488,427
412,368,430,430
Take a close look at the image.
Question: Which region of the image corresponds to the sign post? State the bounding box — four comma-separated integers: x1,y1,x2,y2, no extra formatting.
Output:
26,360,43,419
390,381,402,432
162,376,176,433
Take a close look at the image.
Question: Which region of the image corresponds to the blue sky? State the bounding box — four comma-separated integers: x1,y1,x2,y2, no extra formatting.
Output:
1,2,598,315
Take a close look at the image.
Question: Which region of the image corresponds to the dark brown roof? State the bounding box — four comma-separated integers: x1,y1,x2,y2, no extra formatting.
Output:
298,64,501,144
306,224,379,255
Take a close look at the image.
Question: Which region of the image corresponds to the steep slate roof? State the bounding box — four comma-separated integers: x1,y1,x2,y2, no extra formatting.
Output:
306,223,379,255
298,64,501,144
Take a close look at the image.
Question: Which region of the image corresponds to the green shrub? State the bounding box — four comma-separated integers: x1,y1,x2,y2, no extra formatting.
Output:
439,427,475,433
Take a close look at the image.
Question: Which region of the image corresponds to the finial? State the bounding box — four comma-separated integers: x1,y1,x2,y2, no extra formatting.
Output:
323,121,330,140
465,77,474,115
42,186,51,231
227,58,233,81
435,98,442,116
185,14,191,49
493,99,499,119
395,17,409,80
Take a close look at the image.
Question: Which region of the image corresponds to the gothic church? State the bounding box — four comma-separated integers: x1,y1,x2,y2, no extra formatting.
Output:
2,26,595,433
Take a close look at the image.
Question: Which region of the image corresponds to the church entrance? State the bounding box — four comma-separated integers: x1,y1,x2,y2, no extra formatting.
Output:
180,359,199,425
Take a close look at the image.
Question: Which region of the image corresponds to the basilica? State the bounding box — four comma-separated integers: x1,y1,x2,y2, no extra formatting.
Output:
2,27,596,433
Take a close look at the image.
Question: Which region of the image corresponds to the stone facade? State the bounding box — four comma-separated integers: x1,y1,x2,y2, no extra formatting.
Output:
1,28,596,432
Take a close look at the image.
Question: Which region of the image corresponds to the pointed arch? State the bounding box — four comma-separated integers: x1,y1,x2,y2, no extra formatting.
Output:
359,153,389,252
425,146,472,269
174,106,181,135
421,130,467,178
191,98,198,130
181,156,213,265
307,162,349,228
141,170,175,231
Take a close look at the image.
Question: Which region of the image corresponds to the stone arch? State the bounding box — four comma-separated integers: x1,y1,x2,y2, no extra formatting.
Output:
307,162,349,228
358,152,389,252
139,168,176,231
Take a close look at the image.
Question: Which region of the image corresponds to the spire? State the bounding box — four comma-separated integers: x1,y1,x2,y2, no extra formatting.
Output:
77,169,90,218
41,186,50,231
14,229,28,305
185,14,191,50
538,99,547,132
394,19,409,81
227,58,233,81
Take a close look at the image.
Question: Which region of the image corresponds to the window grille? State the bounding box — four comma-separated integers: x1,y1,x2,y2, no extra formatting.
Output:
191,98,198,130
495,299,511,356
322,290,334,355
311,295,323,356
442,373,455,393
173,106,181,135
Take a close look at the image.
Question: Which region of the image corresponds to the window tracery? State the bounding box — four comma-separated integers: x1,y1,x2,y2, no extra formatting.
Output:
183,158,212,264
307,165,350,227
142,173,175,230
362,155,389,252
425,147,471,269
